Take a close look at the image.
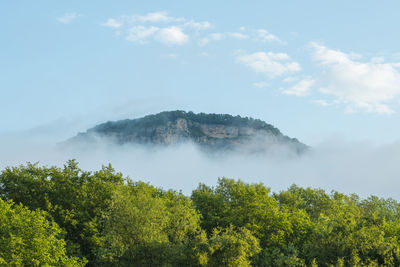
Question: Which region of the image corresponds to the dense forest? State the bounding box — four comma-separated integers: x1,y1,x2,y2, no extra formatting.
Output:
68,111,308,156
71,111,306,152
90,111,282,134
1,161,400,266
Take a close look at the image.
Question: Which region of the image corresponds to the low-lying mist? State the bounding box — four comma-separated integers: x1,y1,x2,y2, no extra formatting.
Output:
1,131,399,199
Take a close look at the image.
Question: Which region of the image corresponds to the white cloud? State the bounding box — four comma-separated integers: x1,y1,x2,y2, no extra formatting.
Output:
283,77,314,96
57,12,79,24
102,13,284,49
132,11,184,23
311,42,400,114
102,18,123,28
155,26,188,45
183,20,212,30
103,12,214,46
236,51,301,77
198,32,247,46
228,32,248,39
126,26,188,46
255,29,284,44
126,26,159,43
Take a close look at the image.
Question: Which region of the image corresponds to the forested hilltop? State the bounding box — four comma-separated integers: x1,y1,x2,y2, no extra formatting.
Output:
68,111,307,153
1,161,400,266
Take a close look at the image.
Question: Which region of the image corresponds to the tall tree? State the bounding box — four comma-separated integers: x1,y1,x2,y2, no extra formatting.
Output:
98,182,204,266
0,198,84,266
0,160,124,264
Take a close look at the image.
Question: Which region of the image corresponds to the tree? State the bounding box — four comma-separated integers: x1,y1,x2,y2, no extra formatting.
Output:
98,182,204,266
207,225,260,267
192,178,311,248
0,198,84,266
192,178,313,266
0,160,124,264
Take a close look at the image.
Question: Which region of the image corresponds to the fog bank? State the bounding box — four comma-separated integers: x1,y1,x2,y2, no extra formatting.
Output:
1,132,399,199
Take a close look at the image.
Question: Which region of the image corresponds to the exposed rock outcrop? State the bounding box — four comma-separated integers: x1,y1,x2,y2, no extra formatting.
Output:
67,111,307,154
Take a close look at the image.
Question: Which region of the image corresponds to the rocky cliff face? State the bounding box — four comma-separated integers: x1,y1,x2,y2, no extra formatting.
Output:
69,111,307,153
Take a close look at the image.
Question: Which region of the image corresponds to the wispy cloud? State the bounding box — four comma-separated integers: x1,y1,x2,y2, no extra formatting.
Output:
125,25,188,45
126,26,159,43
156,26,188,45
102,11,209,46
311,42,400,114
132,11,184,23
283,77,314,96
197,28,283,47
57,12,79,24
236,51,301,78
255,29,285,44
183,20,213,30
228,32,248,39
102,18,123,28
102,12,283,49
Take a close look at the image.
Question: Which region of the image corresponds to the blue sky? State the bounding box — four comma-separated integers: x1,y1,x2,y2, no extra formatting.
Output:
2,1,400,145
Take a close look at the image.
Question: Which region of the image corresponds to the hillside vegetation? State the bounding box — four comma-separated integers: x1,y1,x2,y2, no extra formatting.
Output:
1,161,400,266
70,111,307,153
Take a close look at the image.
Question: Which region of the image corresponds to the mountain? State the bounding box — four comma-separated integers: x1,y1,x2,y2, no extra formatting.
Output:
68,111,308,154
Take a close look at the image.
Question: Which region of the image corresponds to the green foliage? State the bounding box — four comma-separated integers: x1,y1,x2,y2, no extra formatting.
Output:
274,184,332,220
2,161,400,266
207,225,260,267
254,244,306,267
0,160,124,264
94,110,280,132
191,178,311,249
275,185,400,266
0,198,84,266
98,182,204,266
89,110,287,140
79,111,309,153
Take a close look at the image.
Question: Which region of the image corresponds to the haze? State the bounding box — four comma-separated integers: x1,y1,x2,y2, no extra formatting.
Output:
1,127,399,199
2,1,400,199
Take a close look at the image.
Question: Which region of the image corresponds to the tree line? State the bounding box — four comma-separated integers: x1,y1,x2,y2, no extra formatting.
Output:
1,160,400,266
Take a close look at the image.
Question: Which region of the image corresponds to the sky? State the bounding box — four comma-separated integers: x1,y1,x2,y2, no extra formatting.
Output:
3,1,400,198
2,1,400,145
